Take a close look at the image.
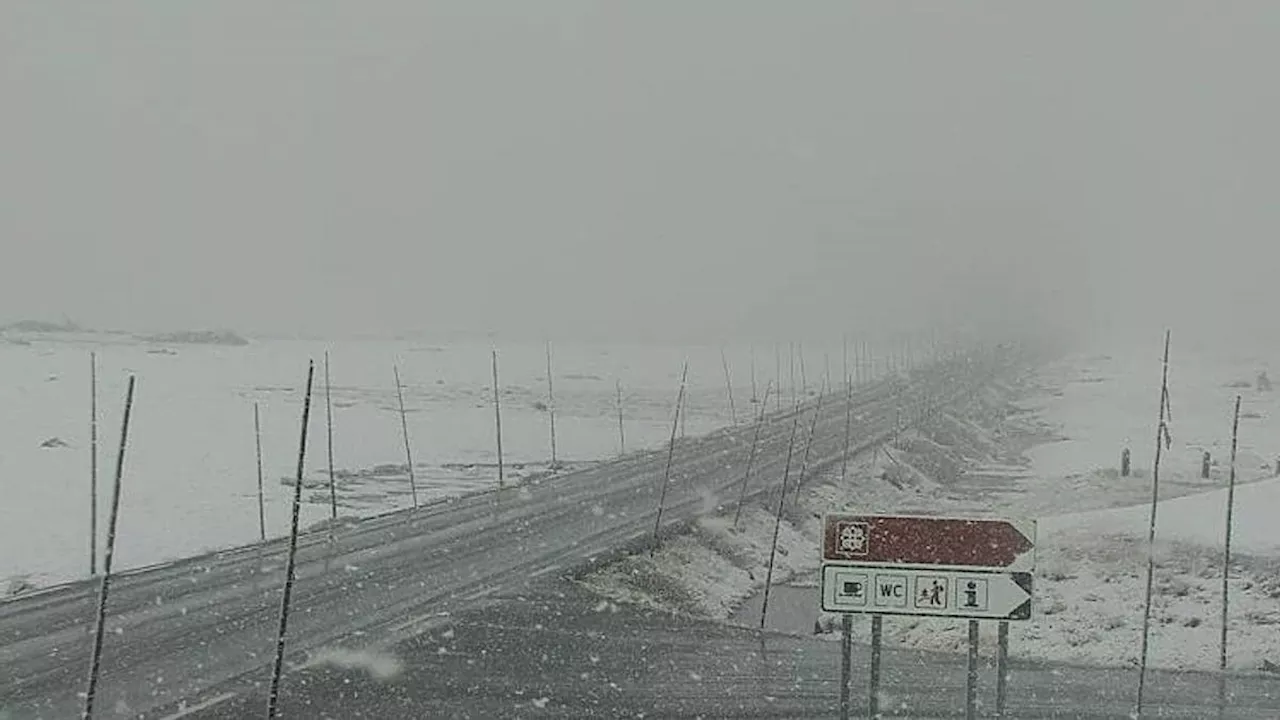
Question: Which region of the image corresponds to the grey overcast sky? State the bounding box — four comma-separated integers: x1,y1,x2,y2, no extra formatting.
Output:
2,2,1277,344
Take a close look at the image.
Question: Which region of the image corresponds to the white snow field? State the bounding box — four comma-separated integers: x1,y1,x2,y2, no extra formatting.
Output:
583,341,1280,672
0,331,806,591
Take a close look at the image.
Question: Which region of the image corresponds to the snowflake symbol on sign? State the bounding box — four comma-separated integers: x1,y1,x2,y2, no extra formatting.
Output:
835,521,869,557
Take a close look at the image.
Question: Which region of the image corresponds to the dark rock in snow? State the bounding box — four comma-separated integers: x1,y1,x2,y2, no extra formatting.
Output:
40,437,70,449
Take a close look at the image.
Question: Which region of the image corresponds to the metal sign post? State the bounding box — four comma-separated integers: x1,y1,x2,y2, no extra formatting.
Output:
840,613,853,720
869,614,883,719
819,513,1037,720
997,620,1010,718
967,620,979,720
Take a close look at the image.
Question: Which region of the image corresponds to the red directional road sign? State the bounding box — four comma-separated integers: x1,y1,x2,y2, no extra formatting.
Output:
822,514,1035,571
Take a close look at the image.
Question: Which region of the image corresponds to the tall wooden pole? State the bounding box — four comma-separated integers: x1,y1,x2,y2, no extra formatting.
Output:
492,350,505,489
615,379,625,455
1137,330,1172,716
323,351,337,520
734,382,773,528
760,399,803,630
254,403,266,542
546,341,558,466
266,363,315,719
1218,395,1242,714
652,362,688,552
721,346,737,424
394,365,419,508
89,351,98,576
81,375,135,720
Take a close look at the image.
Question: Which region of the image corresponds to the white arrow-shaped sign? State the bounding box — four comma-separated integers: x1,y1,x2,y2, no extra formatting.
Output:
821,565,1034,620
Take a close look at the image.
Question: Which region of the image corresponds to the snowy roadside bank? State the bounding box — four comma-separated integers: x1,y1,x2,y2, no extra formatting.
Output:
578,350,1280,673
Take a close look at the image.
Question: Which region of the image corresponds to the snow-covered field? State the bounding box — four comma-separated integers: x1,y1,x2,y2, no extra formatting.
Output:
582,341,1280,672
1,331,803,591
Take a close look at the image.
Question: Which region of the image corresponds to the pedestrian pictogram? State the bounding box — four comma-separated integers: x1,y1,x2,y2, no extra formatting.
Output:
915,576,948,609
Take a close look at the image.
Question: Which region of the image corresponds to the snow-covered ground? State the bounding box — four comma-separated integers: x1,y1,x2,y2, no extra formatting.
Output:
582,341,1280,672
2,331,825,591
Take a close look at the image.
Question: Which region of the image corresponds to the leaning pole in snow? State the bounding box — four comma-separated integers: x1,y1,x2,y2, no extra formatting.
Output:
734,381,773,529
88,351,98,577
254,403,266,542
491,350,505,490
760,398,803,630
394,365,419,509
546,341,558,468
1136,329,1172,717
839,371,853,486
651,362,688,555
790,378,828,509
720,346,737,425
615,379,626,455
323,351,337,522
81,375,135,720
266,361,315,720
1218,394,1242,715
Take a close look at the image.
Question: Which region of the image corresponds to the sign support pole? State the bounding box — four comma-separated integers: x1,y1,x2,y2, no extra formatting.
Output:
839,613,852,720
966,620,979,720
997,620,1010,718
869,614,882,720
821,513,1035,720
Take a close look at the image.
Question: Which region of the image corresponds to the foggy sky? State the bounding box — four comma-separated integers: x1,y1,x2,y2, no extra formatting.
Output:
2,2,1278,344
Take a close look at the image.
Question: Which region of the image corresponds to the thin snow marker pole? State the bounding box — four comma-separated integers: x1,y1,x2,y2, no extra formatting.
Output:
89,351,98,576
759,399,803,630
680,363,689,439
323,351,337,521
775,343,782,412
721,346,737,425
615,379,625,455
266,362,315,720
842,335,849,393
790,378,828,508
869,614,883,719
997,620,1010,718
966,620,979,720
1137,329,1172,717
492,350,504,489
1218,394,1242,716
799,343,808,398
255,403,266,542
546,341,558,467
839,372,852,486
81,375,135,720
651,362,688,554
839,613,852,720
733,381,772,528
750,344,758,404
789,342,796,408
855,337,862,386
394,365,419,509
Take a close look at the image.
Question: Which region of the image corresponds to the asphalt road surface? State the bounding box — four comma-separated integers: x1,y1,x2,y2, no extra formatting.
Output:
1,353,1004,719
183,581,1280,719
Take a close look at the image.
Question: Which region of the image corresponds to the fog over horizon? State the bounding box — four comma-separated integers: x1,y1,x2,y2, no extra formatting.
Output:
3,3,1278,350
